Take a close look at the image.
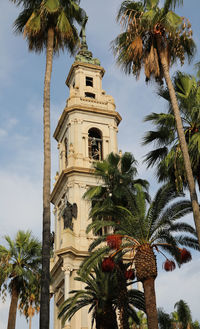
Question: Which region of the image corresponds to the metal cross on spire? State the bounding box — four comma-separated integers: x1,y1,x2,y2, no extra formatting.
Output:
75,16,100,65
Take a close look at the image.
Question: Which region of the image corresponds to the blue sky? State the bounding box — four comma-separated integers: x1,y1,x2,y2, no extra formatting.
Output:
0,0,200,328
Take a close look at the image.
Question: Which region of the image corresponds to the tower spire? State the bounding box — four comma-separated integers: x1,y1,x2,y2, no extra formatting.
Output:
75,17,100,65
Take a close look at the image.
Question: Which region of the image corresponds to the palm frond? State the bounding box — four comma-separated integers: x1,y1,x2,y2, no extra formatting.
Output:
79,247,109,276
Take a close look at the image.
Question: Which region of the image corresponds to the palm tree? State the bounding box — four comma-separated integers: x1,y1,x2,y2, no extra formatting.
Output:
143,71,200,192
171,311,179,328
9,1,86,328
157,301,200,329
192,321,200,329
84,151,149,222
174,300,192,329
129,311,148,328
18,273,41,329
112,0,200,244
158,308,173,329
0,230,41,329
84,151,149,329
83,184,200,329
58,263,145,329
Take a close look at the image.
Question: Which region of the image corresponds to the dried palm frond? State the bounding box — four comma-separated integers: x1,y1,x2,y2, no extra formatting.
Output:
145,44,160,80
127,36,143,61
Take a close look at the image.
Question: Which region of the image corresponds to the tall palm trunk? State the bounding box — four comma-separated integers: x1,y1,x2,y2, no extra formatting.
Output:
29,315,32,329
142,278,158,329
117,260,130,329
40,28,54,329
156,37,200,245
96,305,118,329
135,245,158,329
197,162,200,192
7,281,19,329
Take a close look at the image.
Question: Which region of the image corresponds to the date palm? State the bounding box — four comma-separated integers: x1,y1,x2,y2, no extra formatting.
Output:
83,184,200,329
143,71,200,192
9,1,86,328
59,263,145,329
113,0,200,244
0,230,41,329
84,152,149,220
84,151,149,329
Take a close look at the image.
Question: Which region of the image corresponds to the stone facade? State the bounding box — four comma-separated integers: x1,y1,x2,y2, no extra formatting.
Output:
50,47,121,329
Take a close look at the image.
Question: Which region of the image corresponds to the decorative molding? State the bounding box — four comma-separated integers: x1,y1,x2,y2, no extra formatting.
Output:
61,265,73,273
51,167,95,204
55,246,90,258
66,62,105,87
80,96,107,105
53,105,121,141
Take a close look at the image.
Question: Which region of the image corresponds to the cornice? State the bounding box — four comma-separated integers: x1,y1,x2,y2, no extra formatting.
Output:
54,104,122,141
50,246,90,277
50,256,63,277
56,246,90,258
66,61,105,87
51,167,95,204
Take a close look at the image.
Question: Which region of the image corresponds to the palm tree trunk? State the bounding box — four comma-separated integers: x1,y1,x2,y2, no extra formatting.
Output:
96,305,118,329
29,315,32,329
117,260,130,329
7,282,19,329
40,28,54,329
157,37,200,245
142,278,158,329
197,162,200,191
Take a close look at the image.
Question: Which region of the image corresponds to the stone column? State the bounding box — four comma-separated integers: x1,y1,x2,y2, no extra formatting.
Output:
62,265,73,329
53,207,58,251
58,143,61,172
54,294,59,329
77,119,83,159
108,124,115,153
81,307,88,329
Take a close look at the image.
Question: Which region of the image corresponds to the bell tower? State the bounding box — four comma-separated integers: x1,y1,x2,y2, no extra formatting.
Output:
50,29,122,329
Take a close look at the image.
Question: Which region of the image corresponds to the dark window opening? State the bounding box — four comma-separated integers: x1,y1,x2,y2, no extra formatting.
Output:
85,92,95,99
86,76,93,87
88,128,103,161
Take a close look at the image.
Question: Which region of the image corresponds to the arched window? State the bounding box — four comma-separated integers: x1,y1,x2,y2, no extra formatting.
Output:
88,128,103,160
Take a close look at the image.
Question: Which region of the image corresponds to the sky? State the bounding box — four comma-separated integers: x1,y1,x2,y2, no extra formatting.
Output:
0,0,200,328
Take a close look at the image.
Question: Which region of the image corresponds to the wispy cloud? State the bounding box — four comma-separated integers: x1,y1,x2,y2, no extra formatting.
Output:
0,170,42,243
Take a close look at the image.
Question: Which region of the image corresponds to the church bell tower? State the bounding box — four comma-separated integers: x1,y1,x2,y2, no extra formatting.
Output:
50,29,122,329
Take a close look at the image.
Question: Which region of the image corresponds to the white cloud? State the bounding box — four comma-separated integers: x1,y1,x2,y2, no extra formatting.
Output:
0,128,7,139
0,117,18,141
0,170,42,243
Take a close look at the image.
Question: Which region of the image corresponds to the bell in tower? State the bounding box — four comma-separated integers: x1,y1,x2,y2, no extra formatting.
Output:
50,18,122,329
